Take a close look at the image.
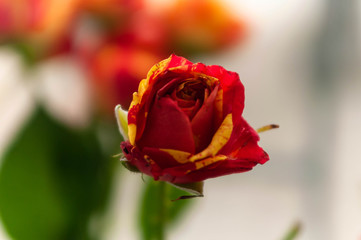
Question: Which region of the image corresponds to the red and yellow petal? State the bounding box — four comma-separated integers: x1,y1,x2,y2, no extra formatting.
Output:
219,117,261,156
165,158,257,184
127,55,194,143
191,85,218,151
138,96,195,153
141,147,190,169
190,113,233,161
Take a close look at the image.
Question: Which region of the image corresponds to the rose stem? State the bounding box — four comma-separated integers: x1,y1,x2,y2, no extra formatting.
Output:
158,181,168,240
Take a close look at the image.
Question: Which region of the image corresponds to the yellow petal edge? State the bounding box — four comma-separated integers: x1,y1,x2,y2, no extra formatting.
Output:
159,149,192,164
189,113,233,162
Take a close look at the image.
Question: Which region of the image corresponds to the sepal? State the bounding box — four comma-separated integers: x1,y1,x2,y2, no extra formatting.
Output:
115,104,129,140
168,181,204,200
121,160,141,173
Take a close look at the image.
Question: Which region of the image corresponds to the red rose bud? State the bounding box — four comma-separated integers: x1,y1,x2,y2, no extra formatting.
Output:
165,0,247,55
117,54,269,184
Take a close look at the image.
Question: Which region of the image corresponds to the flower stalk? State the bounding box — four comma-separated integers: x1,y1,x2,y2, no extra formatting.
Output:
157,181,167,240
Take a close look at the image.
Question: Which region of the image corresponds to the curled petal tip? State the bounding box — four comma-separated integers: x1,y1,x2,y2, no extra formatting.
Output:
257,124,279,133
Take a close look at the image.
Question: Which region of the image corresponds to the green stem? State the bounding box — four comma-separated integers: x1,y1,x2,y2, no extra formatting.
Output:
157,181,167,240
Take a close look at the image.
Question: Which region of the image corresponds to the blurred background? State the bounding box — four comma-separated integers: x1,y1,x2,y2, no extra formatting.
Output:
0,0,360,239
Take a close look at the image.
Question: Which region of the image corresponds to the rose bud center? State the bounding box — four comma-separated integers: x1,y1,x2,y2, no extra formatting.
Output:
169,79,210,120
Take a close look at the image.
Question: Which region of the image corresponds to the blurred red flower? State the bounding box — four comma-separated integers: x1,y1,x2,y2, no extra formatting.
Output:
0,0,82,57
88,44,162,113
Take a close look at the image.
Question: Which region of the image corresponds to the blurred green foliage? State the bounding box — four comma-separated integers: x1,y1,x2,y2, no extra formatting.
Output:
0,108,116,240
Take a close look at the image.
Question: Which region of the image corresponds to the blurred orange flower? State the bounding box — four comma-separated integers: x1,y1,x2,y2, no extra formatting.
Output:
82,0,143,18
166,0,247,55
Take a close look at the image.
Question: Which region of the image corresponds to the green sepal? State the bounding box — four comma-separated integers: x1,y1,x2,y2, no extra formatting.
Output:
114,105,128,141
168,181,204,201
120,161,141,173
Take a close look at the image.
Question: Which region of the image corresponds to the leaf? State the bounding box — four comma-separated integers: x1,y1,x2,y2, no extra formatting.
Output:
0,108,115,240
138,179,195,240
282,222,301,240
120,161,141,173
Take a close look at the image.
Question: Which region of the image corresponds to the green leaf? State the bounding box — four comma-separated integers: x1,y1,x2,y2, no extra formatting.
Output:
0,108,115,240
282,222,301,240
138,179,195,240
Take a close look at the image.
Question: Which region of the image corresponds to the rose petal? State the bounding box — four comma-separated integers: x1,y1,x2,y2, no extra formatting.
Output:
122,142,262,184
128,56,177,143
156,76,183,97
230,141,269,165
167,54,193,69
138,96,195,153
179,99,201,119
173,63,245,123
121,141,153,177
165,61,245,125
158,154,258,184
219,117,263,157
166,158,257,183
133,72,192,142
191,85,219,152
222,82,244,124
205,65,244,124
142,147,191,169
190,113,233,161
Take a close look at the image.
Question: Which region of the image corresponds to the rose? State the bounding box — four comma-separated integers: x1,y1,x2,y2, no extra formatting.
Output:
117,54,269,185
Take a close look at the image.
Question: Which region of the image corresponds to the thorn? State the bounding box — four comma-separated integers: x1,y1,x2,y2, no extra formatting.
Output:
257,124,279,133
